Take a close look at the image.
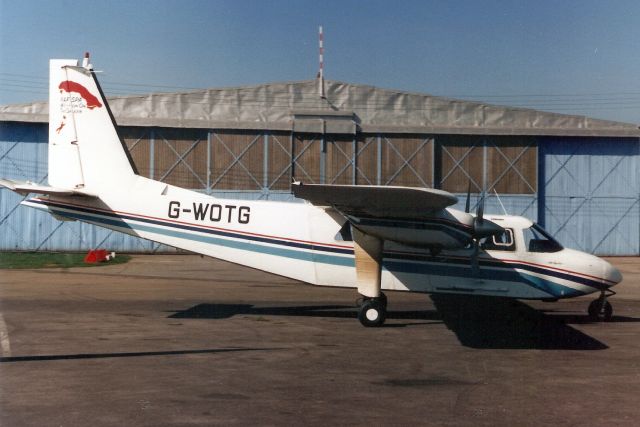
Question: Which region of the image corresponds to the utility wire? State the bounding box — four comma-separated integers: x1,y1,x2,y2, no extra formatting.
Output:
3,84,640,111
2,72,640,114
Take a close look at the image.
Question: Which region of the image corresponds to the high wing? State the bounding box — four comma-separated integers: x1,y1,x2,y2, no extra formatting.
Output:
0,179,96,197
292,182,471,248
291,182,458,219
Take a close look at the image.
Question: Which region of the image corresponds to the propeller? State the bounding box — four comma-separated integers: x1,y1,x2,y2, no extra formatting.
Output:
466,183,504,276
471,189,503,239
465,181,471,213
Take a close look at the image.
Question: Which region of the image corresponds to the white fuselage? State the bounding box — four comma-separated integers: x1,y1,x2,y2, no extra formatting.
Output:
24,175,621,301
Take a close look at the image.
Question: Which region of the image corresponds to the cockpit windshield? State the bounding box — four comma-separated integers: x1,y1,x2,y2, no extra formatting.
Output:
523,223,563,253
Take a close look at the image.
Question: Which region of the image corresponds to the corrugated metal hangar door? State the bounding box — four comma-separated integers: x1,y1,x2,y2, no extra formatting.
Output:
539,137,640,255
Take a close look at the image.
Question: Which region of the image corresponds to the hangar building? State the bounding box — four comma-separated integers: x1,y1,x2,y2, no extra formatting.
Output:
1,79,639,254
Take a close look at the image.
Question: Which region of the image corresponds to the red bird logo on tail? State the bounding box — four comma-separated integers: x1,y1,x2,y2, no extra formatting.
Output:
58,80,102,109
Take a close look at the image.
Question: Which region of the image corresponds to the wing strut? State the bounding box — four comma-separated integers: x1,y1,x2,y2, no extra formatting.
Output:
352,227,387,327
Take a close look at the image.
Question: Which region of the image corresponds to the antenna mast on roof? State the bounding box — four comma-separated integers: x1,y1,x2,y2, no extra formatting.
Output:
317,25,326,99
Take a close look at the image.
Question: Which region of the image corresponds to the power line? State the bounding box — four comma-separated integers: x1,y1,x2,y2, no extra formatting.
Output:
2,88,640,112
3,70,640,100
1,71,640,115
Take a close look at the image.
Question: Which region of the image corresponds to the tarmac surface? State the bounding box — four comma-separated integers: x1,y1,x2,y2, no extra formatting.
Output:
1,255,640,426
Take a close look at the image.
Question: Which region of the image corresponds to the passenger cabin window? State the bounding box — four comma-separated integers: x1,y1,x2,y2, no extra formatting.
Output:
524,223,563,253
481,228,515,251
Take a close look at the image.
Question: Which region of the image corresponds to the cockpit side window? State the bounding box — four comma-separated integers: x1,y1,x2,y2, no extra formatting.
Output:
524,223,563,253
480,228,515,251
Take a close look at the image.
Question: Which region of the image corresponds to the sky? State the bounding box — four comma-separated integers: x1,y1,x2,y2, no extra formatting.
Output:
2,0,640,123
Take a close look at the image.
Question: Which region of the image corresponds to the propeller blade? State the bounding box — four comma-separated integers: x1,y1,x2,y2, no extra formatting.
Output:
477,190,485,222
465,181,471,213
473,217,505,239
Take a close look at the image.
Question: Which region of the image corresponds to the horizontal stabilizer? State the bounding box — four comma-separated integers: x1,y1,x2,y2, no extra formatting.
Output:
0,178,96,197
292,182,457,219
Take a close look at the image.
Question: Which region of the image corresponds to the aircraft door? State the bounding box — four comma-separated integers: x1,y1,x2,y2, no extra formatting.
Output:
307,208,357,288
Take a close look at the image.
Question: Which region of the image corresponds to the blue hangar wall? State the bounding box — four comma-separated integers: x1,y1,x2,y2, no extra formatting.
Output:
0,122,168,253
1,121,639,255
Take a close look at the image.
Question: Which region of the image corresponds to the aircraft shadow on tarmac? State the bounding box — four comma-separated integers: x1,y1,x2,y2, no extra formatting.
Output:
169,295,640,350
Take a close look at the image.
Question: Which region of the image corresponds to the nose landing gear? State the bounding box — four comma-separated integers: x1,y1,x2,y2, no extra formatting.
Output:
588,289,616,322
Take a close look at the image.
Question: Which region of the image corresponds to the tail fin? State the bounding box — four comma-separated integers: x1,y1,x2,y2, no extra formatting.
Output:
48,54,137,194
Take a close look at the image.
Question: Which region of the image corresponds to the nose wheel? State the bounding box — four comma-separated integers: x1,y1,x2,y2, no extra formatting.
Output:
588,289,615,322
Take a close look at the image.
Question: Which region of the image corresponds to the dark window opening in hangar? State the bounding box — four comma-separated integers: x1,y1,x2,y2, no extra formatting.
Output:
1,79,639,254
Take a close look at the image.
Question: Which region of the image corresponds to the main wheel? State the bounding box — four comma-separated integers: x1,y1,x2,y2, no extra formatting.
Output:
588,299,613,322
358,299,386,327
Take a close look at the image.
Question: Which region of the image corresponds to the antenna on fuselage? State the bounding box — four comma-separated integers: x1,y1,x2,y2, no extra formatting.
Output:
493,189,508,215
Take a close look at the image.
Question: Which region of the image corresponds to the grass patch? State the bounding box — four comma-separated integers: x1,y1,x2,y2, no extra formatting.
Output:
0,252,131,269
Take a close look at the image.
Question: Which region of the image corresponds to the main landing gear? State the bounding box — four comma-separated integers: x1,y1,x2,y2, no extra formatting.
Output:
588,289,616,322
357,292,387,327
351,227,387,327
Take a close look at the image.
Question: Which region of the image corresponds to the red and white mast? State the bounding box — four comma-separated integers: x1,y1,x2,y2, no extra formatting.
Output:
318,25,325,98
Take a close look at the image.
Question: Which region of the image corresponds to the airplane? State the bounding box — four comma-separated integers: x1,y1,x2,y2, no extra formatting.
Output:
0,54,623,327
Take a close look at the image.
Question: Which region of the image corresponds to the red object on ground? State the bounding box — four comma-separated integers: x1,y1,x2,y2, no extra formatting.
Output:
84,249,109,264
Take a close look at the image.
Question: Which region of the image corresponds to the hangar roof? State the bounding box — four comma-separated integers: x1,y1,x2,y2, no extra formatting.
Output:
1,79,638,137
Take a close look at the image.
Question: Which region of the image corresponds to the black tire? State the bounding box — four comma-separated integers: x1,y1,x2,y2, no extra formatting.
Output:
588,299,613,322
357,299,386,327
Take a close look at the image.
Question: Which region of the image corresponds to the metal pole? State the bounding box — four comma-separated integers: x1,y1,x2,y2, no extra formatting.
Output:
537,138,544,227
377,135,382,185
320,134,326,184
207,130,212,194
289,132,294,190
318,25,325,98
263,132,269,196
482,138,487,191
352,137,357,185
431,136,435,188
149,128,155,180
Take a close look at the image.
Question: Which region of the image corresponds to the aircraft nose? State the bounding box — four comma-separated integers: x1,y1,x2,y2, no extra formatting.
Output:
603,260,623,286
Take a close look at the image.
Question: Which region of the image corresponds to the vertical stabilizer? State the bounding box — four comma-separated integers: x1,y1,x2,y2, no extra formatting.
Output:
48,55,136,194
